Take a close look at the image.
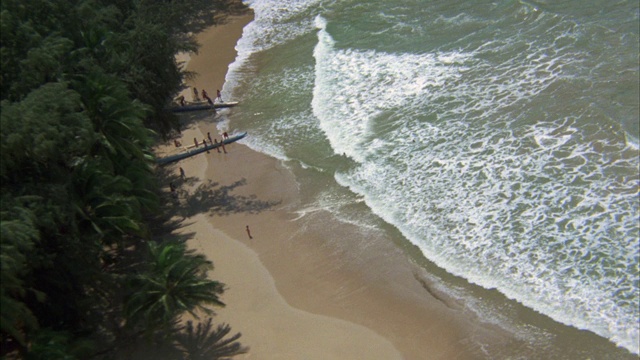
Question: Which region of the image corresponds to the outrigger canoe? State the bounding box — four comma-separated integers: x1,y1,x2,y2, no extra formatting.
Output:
156,132,247,165
169,101,239,113
213,101,239,108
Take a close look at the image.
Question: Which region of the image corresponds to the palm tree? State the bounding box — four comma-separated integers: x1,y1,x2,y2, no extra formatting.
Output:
124,241,225,334
71,159,147,249
74,71,154,165
0,208,40,349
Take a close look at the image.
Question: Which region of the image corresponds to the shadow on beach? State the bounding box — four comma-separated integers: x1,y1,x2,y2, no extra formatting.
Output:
177,110,220,131
108,167,262,359
154,161,281,237
175,178,281,219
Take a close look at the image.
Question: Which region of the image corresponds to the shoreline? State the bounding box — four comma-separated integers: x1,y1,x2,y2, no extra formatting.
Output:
164,12,509,357
158,9,637,360
163,14,404,358
162,10,523,360
198,145,503,359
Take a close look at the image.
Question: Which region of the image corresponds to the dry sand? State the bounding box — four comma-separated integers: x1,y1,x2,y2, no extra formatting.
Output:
159,11,524,360
163,14,402,359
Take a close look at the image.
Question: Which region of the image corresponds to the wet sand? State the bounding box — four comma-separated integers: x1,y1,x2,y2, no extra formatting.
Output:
164,13,403,359
160,11,538,360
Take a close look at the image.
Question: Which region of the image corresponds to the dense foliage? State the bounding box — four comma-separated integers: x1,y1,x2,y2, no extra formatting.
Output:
0,0,248,358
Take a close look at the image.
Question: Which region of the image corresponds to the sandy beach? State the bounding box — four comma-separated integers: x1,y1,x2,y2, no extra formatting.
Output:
162,14,404,358
158,11,542,360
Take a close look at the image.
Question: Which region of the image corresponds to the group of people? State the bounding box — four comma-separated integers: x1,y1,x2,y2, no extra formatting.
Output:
190,131,231,154
176,87,224,106
193,87,223,105
170,131,228,192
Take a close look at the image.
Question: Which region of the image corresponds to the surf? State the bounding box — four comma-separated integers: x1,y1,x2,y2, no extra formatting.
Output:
223,1,639,354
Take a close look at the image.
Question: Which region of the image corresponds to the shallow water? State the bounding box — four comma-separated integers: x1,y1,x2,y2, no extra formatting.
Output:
220,0,639,356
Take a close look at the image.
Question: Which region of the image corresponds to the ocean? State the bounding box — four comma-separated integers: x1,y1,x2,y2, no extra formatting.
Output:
219,0,639,357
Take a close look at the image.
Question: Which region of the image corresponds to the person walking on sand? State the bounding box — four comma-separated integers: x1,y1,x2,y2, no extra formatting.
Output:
223,131,229,140
193,87,199,101
220,139,227,154
179,167,185,179
216,89,223,102
194,137,199,148
207,132,212,144
214,139,221,153
246,225,253,239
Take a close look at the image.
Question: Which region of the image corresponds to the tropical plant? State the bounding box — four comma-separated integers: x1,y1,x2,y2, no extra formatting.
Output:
124,241,226,334
1,0,249,357
0,208,40,348
26,328,95,360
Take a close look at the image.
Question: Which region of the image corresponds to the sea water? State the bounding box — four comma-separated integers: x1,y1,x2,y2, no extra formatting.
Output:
220,0,639,356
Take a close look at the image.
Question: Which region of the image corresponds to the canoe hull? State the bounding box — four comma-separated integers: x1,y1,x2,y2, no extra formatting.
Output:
156,132,247,165
169,101,239,113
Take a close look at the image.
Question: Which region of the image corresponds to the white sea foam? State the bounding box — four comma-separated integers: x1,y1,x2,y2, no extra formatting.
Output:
312,15,470,162
314,17,639,354
290,187,379,231
225,0,639,354
224,0,321,100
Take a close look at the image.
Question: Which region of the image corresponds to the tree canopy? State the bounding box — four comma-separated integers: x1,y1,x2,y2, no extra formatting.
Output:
0,0,249,358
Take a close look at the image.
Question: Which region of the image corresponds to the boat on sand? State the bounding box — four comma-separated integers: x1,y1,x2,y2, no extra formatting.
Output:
156,132,247,165
169,101,239,113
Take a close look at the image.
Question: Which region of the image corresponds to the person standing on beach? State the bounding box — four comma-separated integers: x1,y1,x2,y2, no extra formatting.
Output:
223,131,229,140
246,225,253,239
220,139,227,154
193,87,199,101
170,182,178,199
194,137,198,148
202,89,214,106
179,167,185,179
214,139,221,153
216,89,223,102
207,132,212,144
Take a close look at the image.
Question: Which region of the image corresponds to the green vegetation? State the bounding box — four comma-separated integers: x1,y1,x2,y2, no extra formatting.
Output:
0,0,249,358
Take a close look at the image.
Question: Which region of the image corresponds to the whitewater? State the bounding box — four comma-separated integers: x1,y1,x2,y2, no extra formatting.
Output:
221,0,640,355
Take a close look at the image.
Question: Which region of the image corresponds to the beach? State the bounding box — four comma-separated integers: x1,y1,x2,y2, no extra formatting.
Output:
163,12,504,360
163,14,403,359
158,8,638,360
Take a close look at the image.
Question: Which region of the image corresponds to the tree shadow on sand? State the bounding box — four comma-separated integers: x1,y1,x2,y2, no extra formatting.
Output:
176,110,220,132
172,178,281,220
113,318,247,360
175,318,248,360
